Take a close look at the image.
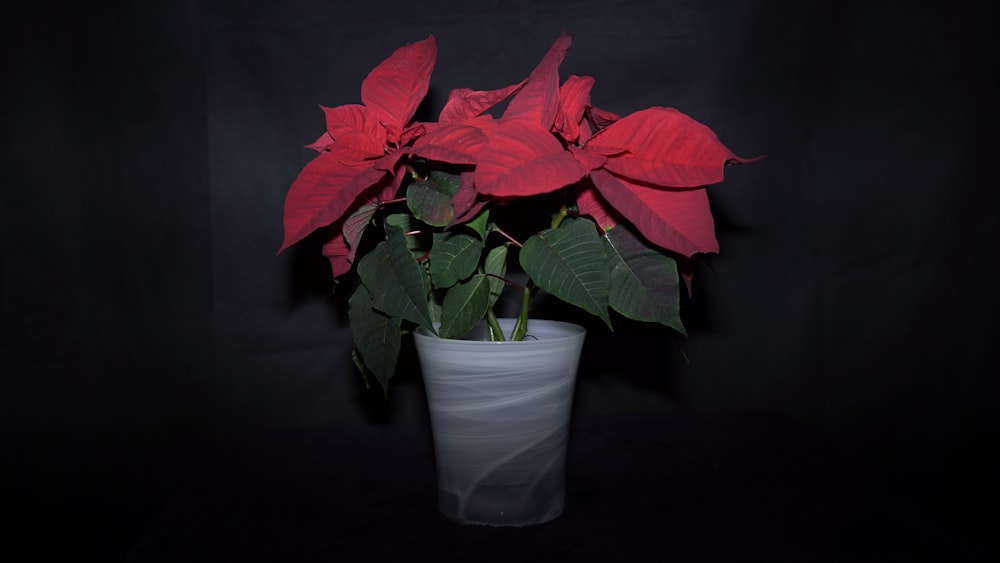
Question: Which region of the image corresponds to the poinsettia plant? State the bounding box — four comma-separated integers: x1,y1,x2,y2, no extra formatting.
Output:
279,34,756,392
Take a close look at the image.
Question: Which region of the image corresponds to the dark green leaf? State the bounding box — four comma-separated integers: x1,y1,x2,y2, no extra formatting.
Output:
520,217,611,328
357,225,435,331
407,170,461,227
604,226,686,334
439,274,491,339
484,244,509,308
384,213,423,252
343,201,379,248
348,284,402,394
465,208,490,240
430,232,484,288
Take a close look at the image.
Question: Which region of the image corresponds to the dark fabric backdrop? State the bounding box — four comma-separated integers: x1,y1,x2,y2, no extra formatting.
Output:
4,0,998,559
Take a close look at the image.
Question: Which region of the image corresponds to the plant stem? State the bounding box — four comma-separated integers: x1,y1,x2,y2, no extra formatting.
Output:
510,284,532,341
491,226,524,248
551,191,570,229
485,308,506,342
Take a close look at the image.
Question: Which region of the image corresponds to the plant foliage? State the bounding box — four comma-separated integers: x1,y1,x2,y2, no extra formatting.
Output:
279,34,758,392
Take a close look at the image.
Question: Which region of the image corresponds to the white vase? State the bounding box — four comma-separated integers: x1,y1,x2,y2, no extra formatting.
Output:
413,318,586,526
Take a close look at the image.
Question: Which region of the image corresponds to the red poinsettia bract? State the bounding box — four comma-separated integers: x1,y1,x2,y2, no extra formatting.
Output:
278,36,437,275
280,33,755,278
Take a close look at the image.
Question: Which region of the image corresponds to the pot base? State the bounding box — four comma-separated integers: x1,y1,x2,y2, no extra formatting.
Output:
438,481,564,527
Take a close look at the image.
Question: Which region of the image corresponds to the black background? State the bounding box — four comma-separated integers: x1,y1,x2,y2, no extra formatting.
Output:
3,1,998,560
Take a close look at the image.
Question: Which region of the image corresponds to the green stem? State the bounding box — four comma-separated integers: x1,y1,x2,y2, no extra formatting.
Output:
551,205,568,230
549,189,572,229
510,284,532,341
485,308,505,342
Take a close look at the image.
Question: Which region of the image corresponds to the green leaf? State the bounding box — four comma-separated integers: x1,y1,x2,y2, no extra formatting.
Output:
428,280,442,324
343,201,379,248
465,208,490,240
439,274,491,339
348,284,402,394
407,170,461,227
604,226,686,335
384,212,417,232
429,232,484,288
520,216,611,328
357,224,435,331
483,243,509,308
384,213,423,251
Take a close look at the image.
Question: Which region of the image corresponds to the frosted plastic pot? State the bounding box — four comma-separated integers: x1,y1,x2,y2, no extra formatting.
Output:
413,318,586,527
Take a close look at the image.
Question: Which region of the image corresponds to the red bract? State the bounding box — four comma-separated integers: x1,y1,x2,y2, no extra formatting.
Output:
501,33,571,128
585,107,745,188
470,33,586,198
361,36,438,144
408,120,491,165
279,36,437,255
576,107,756,257
475,121,587,198
281,32,757,277
554,74,596,145
590,169,719,256
438,82,525,123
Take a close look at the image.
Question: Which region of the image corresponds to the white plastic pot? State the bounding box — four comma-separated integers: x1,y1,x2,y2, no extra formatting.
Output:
413,318,586,526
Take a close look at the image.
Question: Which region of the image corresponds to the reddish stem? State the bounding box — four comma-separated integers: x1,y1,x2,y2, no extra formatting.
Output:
491,226,523,248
